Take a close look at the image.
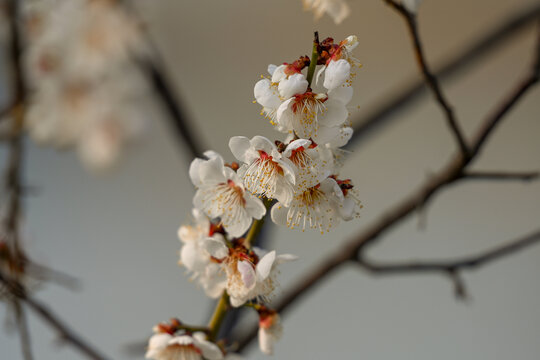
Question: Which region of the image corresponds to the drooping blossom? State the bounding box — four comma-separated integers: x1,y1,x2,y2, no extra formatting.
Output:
146,331,223,360
302,0,351,24
189,151,266,238
229,136,296,206
201,239,297,307
258,308,283,355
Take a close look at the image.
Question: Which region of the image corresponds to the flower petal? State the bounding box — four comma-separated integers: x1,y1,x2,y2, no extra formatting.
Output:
238,260,256,289
256,250,276,281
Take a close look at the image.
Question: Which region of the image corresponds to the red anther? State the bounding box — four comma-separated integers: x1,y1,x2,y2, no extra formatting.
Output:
225,162,240,171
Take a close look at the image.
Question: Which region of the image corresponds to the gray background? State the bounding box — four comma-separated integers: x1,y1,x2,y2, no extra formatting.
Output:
1,0,540,359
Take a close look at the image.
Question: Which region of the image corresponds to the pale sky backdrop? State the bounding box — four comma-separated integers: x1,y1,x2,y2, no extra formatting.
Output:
1,0,540,359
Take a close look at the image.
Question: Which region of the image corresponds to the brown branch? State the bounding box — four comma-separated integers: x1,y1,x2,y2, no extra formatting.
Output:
383,0,469,156
0,271,110,360
232,21,540,353
347,3,540,150
461,171,539,181
13,299,34,360
356,229,540,274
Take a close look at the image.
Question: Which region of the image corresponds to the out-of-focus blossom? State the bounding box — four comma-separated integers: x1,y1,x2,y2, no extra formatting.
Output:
302,0,351,24
177,209,227,298
146,331,223,360
258,310,282,355
22,0,149,170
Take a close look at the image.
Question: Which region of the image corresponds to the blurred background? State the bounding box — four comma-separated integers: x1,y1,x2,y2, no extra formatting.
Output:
1,0,540,359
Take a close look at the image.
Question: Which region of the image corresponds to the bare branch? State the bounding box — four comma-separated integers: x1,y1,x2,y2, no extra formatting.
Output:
0,271,110,360
13,300,34,360
382,0,469,155
355,229,540,274
461,171,539,182
141,59,206,160
347,3,540,150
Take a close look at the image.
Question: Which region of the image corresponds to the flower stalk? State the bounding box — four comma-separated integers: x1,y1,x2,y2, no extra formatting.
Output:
306,31,320,87
208,292,230,341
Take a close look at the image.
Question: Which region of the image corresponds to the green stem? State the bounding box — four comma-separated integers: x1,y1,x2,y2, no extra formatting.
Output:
306,31,320,87
208,292,229,341
244,198,272,248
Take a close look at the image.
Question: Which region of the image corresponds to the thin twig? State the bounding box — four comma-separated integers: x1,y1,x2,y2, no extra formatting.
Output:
232,22,540,353
384,0,469,156
0,271,110,360
347,3,540,150
13,299,34,360
461,171,539,181
356,229,540,274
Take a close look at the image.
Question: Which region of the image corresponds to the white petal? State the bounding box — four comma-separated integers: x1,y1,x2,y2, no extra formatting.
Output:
244,194,267,220
323,59,351,90
267,64,277,76
275,253,299,265
189,158,205,187
238,260,256,289
229,136,251,163
271,64,287,83
320,98,348,128
199,156,227,185
146,333,171,358
256,251,276,281
193,334,224,360
328,84,354,105
258,328,274,355
326,126,353,148
201,238,229,259
278,73,308,99
250,135,276,155
270,203,289,227
254,79,281,109
275,98,295,133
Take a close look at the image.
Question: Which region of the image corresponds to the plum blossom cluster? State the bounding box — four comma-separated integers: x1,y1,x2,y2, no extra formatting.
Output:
22,0,149,170
147,34,362,359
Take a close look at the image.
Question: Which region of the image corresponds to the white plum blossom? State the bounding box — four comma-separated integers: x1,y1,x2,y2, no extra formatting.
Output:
189,151,266,238
302,0,351,24
202,239,297,307
282,139,332,192
177,209,227,298
146,331,223,360
271,177,347,233
254,78,282,126
276,91,349,144
317,35,360,91
229,136,296,206
258,311,283,355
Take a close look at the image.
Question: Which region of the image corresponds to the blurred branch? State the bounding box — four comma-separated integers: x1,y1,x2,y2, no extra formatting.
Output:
232,18,540,354
355,228,540,277
461,170,539,182
142,59,205,159
347,3,540,150
383,0,469,155
0,271,110,360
